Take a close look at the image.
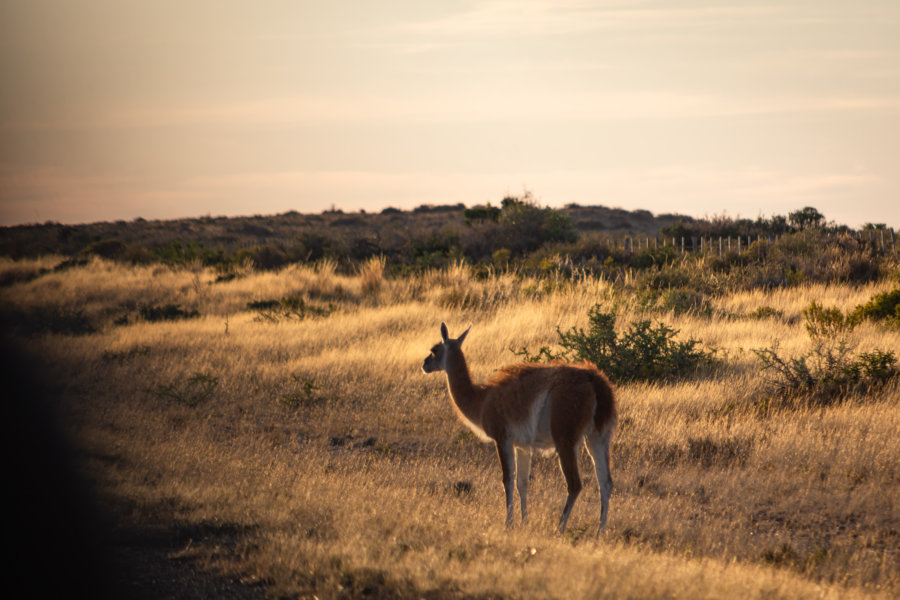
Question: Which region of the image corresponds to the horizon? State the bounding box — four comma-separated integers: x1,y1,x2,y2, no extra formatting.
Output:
3,1,900,229
2,200,891,234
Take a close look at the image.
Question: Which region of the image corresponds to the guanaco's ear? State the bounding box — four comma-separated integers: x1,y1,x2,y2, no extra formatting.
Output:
440,322,449,343
458,324,471,345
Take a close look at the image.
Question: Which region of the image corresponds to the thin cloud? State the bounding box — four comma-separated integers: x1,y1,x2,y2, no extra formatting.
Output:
399,1,789,38
6,88,898,134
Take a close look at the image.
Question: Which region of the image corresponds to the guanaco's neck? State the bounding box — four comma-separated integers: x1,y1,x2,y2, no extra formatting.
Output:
444,349,486,426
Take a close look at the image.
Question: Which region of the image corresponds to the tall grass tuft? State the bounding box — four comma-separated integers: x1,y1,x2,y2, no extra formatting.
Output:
359,255,387,298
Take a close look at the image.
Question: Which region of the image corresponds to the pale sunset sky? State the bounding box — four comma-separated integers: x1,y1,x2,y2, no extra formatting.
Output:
2,1,899,228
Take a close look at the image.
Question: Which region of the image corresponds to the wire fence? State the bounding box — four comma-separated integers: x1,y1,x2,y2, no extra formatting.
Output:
601,229,897,257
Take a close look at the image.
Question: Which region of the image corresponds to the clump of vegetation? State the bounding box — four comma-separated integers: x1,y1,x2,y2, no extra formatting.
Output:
512,305,716,383
359,255,387,297
20,306,98,336
279,374,328,409
755,292,900,405
746,306,784,320
848,288,900,327
248,295,335,322
463,203,501,224
801,290,900,338
638,287,713,316
81,238,130,260
753,341,897,404
803,300,853,338
140,303,200,322
460,193,577,261
152,372,219,407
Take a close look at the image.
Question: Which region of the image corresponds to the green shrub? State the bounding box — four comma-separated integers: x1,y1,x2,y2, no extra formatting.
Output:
152,372,219,407
140,303,199,322
245,244,288,270
803,300,853,338
498,194,576,255
799,290,900,338
512,305,716,383
19,306,98,336
753,340,897,404
279,374,327,408
463,204,501,224
659,288,711,316
248,295,334,322
746,306,784,320
81,238,128,260
848,288,900,327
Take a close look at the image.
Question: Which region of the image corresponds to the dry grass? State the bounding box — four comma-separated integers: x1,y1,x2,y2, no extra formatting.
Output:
3,257,899,598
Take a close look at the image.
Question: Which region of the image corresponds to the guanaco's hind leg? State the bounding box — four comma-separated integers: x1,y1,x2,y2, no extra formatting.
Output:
555,442,583,534
496,439,517,528
515,447,532,524
586,425,614,535
550,382,593,534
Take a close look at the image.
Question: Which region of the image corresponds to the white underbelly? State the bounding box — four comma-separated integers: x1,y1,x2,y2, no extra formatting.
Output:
508,391,555,450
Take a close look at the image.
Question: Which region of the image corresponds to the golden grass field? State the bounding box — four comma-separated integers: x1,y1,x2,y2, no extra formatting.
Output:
3,255,899,598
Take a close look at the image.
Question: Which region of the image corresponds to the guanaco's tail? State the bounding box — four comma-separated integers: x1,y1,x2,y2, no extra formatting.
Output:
589,368,616,434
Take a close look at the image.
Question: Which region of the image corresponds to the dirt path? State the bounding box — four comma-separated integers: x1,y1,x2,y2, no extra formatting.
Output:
108,525,266,600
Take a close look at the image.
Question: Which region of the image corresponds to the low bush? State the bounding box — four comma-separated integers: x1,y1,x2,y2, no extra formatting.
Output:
753,340,897,404
746,306,784,320
18,306,98,336
248,295,335,322
512,305,716,383
803,300,853,338
800,290,900,338
278,374,328,409
81,238,129,260
140,303,199,322
152,372,219,407
848,288,900,327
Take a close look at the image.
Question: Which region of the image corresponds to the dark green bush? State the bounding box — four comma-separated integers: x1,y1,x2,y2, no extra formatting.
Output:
152,372,219,407
788,206,825,230
248,295,334,321
463,204,501,224
244,244,288,270
848,289,900,327
803,300,853,338
81,238,128,260
139,304,199,322
17,306,98,336
799,290,900,338
279,374,327,408
659,288,712,316
512,305,716,383
498,194,577,255
753,340,897,404
746,306,784,320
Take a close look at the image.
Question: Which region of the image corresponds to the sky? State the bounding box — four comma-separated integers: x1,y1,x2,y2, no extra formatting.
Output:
1,0,899,228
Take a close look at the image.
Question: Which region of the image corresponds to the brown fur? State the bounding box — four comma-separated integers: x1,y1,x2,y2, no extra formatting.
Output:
423,324,616,534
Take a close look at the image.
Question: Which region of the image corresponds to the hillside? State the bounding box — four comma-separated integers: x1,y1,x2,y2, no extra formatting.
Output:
0,201,691,264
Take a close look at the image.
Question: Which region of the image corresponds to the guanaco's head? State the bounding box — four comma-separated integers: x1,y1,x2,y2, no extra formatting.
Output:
422,322,470,374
